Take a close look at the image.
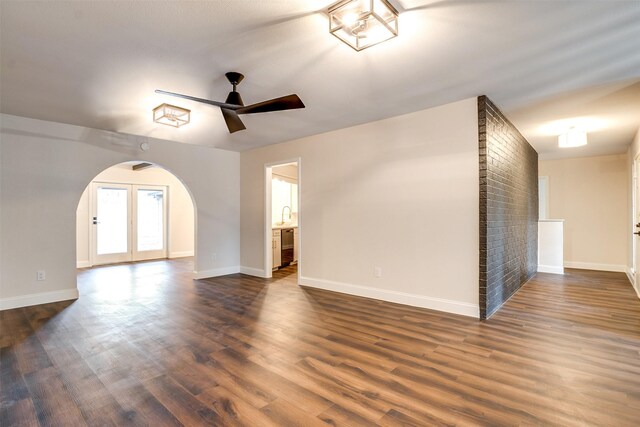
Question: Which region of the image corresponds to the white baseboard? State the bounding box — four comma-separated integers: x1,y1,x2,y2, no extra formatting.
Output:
564,261,626,273
538,265,564,274
240,266,269,278
300,276,479,318
76,260,91,269
169,250,194,259
0,288,79,311
194,266,240,280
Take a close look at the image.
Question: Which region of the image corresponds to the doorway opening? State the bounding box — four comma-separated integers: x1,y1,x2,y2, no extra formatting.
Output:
265,159,300,282
76,161,196,269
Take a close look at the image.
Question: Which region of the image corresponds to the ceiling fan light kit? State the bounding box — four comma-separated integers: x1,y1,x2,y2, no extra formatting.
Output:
153,103,190,128
558,127,587,148
328,0,398,51
156,72,305,134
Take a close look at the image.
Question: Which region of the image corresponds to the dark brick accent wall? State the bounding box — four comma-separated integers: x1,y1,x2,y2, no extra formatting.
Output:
478,96,538,319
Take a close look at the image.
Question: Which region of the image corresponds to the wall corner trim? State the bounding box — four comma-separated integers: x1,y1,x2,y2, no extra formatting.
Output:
239,266,269,278
0,288,79,311
625,267,639,299
193,266,240,280
625,266,634,285
300,276,480,318
538,265,565,274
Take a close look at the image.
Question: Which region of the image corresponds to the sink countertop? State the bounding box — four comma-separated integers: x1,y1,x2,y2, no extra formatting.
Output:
272,224,298,230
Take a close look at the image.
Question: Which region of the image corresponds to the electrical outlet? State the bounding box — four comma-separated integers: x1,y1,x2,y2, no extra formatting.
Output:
37,270,46,281
374,267,382,278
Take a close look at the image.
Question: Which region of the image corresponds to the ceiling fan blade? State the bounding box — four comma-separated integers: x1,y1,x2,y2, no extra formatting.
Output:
155,89,240,110
236,94,305,115
220,108,246,133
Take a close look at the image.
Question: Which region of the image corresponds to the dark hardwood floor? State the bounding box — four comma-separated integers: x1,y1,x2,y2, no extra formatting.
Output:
1,260,639,426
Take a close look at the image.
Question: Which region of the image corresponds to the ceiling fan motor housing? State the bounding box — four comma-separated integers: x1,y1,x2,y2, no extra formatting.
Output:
225,72,245,106
225,90,244,106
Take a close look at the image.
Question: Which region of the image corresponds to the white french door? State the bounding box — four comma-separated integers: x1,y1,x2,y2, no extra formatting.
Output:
91,183,167,266
133,185,168,261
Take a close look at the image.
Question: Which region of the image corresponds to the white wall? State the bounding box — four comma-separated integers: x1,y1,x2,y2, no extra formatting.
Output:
76,163,195,267
539,154,628,272
0,114,240,310
241,98,480,317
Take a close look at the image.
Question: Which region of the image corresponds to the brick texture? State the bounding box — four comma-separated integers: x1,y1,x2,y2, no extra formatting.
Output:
478,96,538,319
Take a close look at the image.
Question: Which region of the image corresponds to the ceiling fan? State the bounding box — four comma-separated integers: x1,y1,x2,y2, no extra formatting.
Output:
156,72,305,134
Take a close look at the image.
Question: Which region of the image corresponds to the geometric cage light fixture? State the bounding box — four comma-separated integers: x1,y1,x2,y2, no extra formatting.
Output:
152,103,191,128
328,0,399,51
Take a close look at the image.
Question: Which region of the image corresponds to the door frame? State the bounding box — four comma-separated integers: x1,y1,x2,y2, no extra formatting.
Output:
264,158,301,282
89,182,168,266
632,154,640,290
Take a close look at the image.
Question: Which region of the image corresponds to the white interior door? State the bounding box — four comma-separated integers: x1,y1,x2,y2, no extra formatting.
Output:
91,183,167,265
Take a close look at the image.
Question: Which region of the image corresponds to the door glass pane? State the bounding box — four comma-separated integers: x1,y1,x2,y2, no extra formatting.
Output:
137,189,164,251
96,188,128,255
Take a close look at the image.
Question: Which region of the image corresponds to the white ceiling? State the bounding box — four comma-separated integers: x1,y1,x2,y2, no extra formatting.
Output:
1,0,639,157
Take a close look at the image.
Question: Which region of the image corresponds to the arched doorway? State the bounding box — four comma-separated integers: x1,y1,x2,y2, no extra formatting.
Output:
76,161,196,269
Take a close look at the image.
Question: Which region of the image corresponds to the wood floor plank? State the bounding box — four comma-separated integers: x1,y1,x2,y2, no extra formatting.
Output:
318,403,380,427
145,374,222,425
261,397,330,427
196,384,280,427
210,347,334,416
52,357,123,426
249,348,392,421
23,367,87,426
0,397,40,427
1,259,639,426
94,366,182,426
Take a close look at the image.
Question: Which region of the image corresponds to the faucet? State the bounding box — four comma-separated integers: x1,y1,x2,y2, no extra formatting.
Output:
281,206,291,224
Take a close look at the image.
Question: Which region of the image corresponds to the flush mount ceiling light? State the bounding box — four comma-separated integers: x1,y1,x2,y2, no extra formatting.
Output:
152,103,190,128
558,127,587,148
328,0,399,51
